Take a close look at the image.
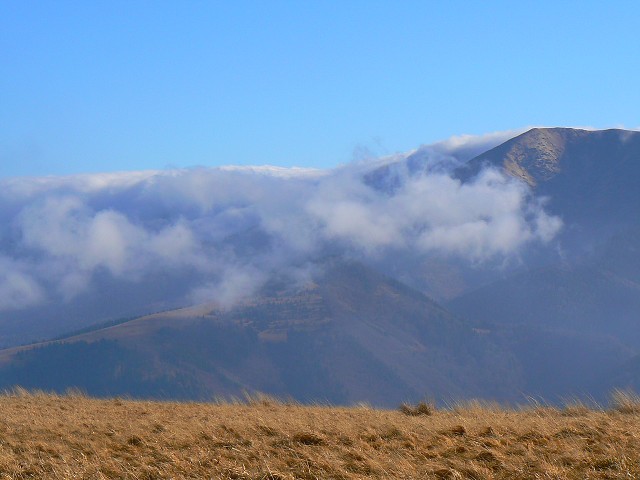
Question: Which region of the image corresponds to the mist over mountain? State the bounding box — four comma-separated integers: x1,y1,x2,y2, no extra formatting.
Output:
461,127,640,246
0,131,559,347
1,127,640,404
0,260,518,405
451,129,640,343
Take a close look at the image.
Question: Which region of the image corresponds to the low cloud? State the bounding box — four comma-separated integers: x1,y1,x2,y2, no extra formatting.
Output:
0,131,562,312
308,166,560,259
18,195,200,287
0,257,44,311
188,266,267,309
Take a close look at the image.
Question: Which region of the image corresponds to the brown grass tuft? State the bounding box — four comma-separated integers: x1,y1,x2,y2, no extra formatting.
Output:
610,388,640,414
398,400,435,416
291,432,325,445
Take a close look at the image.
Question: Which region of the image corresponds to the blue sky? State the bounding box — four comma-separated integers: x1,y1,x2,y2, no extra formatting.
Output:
1,1,639,178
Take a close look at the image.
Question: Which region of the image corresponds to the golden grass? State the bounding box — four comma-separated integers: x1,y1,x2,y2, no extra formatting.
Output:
0,390,639,479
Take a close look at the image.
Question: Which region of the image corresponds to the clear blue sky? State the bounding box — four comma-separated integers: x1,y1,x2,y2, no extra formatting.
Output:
1,1,639,177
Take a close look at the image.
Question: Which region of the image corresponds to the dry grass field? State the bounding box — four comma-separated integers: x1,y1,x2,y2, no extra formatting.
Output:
0,389,640,479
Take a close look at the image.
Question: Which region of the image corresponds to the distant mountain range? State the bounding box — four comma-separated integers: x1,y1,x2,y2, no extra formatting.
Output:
1,127,640,404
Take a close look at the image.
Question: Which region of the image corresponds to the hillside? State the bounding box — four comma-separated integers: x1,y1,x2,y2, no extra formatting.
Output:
0,260,521,405
1,390,640,479
449,262,640,347
1,127,640,405
447,127,640,399
1,258,634,405
460,127,640,234
449,224,640,358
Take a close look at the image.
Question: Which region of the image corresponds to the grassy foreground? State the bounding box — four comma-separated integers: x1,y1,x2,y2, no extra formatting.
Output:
0,390,640,479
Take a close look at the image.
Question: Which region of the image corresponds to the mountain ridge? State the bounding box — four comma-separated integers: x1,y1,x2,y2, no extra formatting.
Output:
2,127,640,404
462,127,640,233
0,260,523,405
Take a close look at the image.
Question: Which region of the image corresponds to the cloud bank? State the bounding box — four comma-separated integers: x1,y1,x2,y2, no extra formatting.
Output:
0,132,561,312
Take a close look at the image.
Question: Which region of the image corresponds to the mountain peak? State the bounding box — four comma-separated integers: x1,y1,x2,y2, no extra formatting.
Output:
459,127,640,232
497,128,568,186
465,127,640,187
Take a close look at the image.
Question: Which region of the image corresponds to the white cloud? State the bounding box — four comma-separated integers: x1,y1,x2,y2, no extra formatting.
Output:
428,128,530,162
306,167,560,259
0,132,562,311
0,257,44,311
16,193,203,298
189,266,266,309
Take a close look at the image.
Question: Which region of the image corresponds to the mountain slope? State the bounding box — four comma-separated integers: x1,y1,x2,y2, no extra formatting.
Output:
460,127,640,233
449,264,640,347
449,222,640,348
3,127,640,405
448,129,640,398
0,260,523,406
3,258,633,404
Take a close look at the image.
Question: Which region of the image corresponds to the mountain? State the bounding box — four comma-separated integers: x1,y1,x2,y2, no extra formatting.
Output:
460,127,640,237
449,128,640,398
451,263,640,342
450,223,640,354
2,127,640,405
1,258,631,404
363,127,640,299
0,260,526,406
451,127,640,337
